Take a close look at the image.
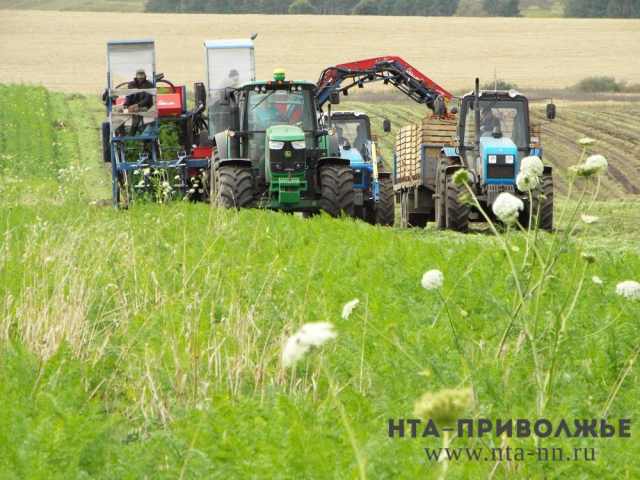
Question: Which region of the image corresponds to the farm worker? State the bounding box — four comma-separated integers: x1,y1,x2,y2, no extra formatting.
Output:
118,69,154,137
353,124,366,153
480,108,500,135
256,96,287,128
335,127,351,148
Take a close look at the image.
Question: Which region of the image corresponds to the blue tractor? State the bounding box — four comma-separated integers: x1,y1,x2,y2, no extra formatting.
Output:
324,110,394,225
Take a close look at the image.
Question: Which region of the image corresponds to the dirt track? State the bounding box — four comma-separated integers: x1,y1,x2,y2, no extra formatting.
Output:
2,10,640,94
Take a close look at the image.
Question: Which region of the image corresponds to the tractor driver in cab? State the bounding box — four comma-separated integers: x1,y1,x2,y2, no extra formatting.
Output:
335,127,351,148
480,108,501,136
117,68,154,137
256,96,288,129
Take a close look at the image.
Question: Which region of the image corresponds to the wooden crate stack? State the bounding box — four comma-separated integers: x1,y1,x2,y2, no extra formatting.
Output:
395,124,419,181
395,117,456,182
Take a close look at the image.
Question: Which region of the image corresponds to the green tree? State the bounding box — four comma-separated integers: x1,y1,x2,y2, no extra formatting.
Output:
483,0,520,16
289,0,317,13
352,0,379,15
564,0,608,17
145,0,181,12
455,0,488,16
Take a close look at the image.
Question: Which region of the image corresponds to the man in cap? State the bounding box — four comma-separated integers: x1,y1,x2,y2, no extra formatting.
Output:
117,69,154,137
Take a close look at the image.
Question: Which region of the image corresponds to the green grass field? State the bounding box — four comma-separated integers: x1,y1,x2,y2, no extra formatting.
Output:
1,83,639,478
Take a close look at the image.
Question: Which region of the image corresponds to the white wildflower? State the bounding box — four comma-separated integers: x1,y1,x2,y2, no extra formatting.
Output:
585,155,608,174
592,276,603,285
175,175,181,180
133,169,140,175
516,171,539,191
578,138,596,147
616,281,640,302
451,169,470,186
341,299,360,320
162,181,171,189
492,192,524,225
581,214,598,224
520,156,544,177
422,270,444,290
282,322,337,367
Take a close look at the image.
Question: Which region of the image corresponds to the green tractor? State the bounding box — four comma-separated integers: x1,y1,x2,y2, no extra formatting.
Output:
209,69,354,217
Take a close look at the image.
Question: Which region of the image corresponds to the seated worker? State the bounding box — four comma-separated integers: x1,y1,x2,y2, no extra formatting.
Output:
256,97,288,129
480,108,501,135
335,127,351,148
353,124,366,154
117,68,154,137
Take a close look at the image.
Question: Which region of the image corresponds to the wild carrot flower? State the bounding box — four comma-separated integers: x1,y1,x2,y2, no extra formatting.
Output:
520,156,544,177
592,276,603,285
578,138,596,147
616,281,640,301
341,299,360,320
492,192,524,225
581,214,598,224
414,388,472,428
451,169,470,186
516,171,538,191
422,270,444,290
282,322,337,367
585,155,608,173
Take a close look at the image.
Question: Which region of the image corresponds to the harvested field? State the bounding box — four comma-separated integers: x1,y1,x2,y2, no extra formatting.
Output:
2,10,640,94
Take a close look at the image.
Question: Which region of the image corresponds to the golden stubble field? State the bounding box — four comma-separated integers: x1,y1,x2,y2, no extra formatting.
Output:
2,10,640,94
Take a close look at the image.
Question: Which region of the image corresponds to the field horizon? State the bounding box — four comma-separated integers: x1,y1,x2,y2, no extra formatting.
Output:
2,11,640,95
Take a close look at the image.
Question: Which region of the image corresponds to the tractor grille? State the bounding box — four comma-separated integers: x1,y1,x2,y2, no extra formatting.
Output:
270,142,305,175
486,154,516,180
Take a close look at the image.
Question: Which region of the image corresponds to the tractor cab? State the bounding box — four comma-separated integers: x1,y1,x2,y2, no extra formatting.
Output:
457,91,531,186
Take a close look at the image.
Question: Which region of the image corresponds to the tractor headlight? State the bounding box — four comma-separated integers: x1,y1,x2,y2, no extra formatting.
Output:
261,86,267,93
269,141,285,150
291,141,306,150
505,155,514,164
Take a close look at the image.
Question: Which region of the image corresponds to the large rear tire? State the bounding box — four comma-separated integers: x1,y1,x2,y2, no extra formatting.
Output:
210,145,221,200
375,177,395,226
216,165,255,209
445,174,469,233
321,165,354,218
532,175,553,232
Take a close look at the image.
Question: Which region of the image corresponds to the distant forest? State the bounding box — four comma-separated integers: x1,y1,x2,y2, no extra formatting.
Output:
145,0,640,18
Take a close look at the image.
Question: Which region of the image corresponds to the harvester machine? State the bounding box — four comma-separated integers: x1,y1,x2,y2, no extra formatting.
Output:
102,40,210,207
394,78,556,232
315,57,451,226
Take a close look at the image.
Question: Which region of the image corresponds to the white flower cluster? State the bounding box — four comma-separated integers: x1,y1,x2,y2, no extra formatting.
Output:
341,299,360,320
492,192,524,225
581,214,598,224
282,322,337,367
571,155,609,178
516,156,544,192
422,270,444,290
616,281,640,302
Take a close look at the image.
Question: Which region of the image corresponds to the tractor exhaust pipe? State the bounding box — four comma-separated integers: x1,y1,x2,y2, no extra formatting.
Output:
474,78,480,161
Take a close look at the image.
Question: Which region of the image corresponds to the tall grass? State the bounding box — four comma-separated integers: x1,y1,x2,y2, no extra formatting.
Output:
1,85,640,477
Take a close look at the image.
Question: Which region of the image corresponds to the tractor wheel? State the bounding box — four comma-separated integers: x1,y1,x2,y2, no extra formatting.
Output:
321,165,355,218
216,164,255,209
532,174,554,232
445,174,469,233
375,177,395,226
434,164,447,230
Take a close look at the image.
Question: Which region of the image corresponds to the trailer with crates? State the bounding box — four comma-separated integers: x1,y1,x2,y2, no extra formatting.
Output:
394,79,556,232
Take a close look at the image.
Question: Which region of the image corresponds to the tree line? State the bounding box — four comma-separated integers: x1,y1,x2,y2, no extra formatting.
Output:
144,0,519,16
145,0,640,17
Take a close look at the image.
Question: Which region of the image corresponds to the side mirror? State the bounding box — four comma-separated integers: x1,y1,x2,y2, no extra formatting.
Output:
219,92,230,106
546,103,556,120
330,91,340,105
450,106,458,115
433,96,446,117
383,119,391,133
